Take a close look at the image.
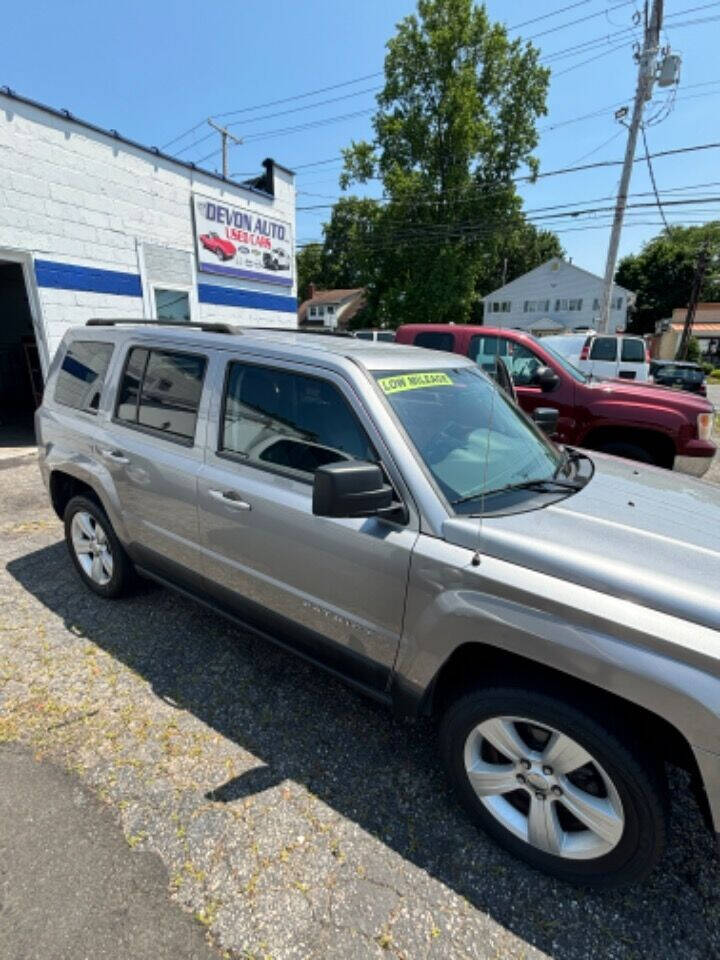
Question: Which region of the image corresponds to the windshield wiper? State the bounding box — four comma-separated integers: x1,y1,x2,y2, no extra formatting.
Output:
451,476,583,507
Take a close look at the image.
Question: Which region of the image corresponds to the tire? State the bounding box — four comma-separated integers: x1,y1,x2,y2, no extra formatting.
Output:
439,686,668,888
595,441,656,465
64,495,135,599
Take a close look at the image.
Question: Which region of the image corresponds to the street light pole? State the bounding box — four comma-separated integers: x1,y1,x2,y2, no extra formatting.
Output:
598,0,663,334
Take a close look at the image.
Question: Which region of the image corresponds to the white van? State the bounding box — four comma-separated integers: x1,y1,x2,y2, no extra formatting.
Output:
543,333,650,381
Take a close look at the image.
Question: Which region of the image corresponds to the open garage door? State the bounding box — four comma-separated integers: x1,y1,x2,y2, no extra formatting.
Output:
0,260,42,444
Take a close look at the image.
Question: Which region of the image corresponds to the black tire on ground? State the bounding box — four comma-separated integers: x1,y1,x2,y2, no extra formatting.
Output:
594,441,656,465
63,494,135,599
439,686,669,888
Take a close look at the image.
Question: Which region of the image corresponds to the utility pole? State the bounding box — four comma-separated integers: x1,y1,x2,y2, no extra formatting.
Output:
598,0,663,334
678,244,710,360
207,119,243,179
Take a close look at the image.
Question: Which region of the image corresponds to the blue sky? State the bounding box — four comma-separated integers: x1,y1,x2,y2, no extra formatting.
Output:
2,0,719,276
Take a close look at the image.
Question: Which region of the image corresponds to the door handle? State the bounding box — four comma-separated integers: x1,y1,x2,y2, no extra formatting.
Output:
98,447,130,465
208,489,251,510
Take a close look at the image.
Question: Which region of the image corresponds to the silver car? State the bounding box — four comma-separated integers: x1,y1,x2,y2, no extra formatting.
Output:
36,320,720,888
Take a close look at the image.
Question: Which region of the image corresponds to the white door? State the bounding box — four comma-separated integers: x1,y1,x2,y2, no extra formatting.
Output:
587,336,618,379
616,337,649,381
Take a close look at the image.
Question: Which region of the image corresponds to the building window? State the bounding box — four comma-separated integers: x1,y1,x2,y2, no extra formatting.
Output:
309,306,317,317
523,299,549,313
592,296,624,311
491,300,511,313
154,288,190,323
326,305,335,315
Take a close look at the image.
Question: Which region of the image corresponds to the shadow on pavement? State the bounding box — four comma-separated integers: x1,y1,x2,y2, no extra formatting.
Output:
7,540,719,959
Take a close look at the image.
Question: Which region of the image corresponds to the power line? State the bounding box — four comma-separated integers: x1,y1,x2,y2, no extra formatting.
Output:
295,140,720,210
640,124,670,233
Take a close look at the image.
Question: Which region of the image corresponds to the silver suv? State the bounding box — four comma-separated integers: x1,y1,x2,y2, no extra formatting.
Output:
37,320,720,888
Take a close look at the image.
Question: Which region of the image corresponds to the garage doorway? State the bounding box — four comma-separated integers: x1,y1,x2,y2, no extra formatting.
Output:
0,259,42,447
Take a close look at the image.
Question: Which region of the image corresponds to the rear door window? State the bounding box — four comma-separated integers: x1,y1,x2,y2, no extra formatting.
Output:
413,331,455,352
589,337,618,361
220,362,375,481
54,340,114,413
468,335,506,373
621,338,645,362
116,347,206,443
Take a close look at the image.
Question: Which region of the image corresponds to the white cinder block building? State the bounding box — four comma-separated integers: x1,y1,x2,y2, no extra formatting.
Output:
0,86,296,425
482,258,634,335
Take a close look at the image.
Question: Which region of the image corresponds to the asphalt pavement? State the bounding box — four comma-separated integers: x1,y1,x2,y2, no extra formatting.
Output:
0,743,216,960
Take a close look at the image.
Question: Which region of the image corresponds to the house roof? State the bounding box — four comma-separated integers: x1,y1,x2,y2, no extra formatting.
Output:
298,288,365,324
0,85,293,197
670,322,720,335
482,257,634,301
672,304,720,323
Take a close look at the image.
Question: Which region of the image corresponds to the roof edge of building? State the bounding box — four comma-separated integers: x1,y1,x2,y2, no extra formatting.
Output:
0,85,292,199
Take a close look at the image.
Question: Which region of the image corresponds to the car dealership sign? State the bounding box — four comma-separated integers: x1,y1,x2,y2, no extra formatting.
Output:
193,194,293,287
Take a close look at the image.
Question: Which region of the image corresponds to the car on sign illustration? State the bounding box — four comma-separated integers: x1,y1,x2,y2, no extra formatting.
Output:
200,232,236,261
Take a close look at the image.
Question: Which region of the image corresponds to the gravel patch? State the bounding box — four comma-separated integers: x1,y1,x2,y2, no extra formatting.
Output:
1,461,719,959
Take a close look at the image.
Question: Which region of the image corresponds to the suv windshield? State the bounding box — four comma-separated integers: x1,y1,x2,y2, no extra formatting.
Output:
530,336,589,383
374,367,564,513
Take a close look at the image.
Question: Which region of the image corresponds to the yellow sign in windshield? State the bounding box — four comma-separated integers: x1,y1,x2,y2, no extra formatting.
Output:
377,372,453,394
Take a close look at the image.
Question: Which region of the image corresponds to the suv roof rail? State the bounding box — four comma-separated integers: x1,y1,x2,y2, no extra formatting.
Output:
252,327,355,338
85,319,237,334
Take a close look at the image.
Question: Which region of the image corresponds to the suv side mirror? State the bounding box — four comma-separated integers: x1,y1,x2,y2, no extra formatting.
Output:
532,407,559,436
534,366,560,392
313,461,394,518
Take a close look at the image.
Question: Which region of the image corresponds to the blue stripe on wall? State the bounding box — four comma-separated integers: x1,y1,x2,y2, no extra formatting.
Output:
35,260,143,297
197,282,297,314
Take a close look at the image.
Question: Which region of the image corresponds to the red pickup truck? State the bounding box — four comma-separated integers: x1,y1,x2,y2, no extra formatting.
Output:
395,324,716,476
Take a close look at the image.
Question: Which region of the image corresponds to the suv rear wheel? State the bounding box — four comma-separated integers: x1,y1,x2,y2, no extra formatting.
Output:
439,686,668,887
64,495,134,599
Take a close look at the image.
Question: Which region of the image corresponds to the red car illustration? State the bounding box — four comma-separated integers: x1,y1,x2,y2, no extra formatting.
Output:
200,232,236,261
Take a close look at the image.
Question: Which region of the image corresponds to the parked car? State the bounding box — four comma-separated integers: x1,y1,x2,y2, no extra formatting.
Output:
650,360,708,396
199,232,236,262
263,248,290,271
37,320,720,889
541,333,650,382
396,324,715,475
353,329,397,343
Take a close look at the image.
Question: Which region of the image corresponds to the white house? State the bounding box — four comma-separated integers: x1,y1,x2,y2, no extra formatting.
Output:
482,258,634,335
0,86,296,428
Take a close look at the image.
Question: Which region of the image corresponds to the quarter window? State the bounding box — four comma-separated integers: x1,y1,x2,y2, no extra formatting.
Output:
621,338,645,362
589,337,618,361
220,363,376,481
413,331,455,352
54,340,114,413
116,347,206,442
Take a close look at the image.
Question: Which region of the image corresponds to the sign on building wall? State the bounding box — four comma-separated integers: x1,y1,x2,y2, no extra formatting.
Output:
192,194,293,288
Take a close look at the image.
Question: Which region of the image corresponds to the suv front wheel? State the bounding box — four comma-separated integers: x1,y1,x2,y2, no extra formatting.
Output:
439,686,668,887
64,495,134,599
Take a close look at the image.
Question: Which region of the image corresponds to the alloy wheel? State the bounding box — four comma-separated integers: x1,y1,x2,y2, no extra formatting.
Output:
70,511,114,586
463,715,624,860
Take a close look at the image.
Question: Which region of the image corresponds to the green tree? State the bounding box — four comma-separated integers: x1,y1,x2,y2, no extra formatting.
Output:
340,0,549,326
616,222,720,334
320,196,382,290
296,243,324,302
